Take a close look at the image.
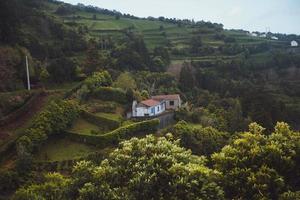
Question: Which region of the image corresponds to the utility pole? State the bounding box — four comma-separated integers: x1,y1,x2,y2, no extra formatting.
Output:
26,56,31,91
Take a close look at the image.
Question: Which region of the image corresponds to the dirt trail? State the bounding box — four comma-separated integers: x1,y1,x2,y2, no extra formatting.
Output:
0,92,49,142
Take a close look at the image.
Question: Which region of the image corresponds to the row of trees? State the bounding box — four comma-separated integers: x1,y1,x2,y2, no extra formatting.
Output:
13,122,300,200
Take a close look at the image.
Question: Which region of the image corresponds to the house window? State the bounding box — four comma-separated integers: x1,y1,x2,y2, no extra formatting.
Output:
157,106,160,112
151,107,155,113
169,101,174,106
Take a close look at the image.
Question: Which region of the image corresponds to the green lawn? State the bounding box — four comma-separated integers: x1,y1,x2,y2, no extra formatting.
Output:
188,123,204,129
95,112,123,122
34,136,98,161
69,118,101,135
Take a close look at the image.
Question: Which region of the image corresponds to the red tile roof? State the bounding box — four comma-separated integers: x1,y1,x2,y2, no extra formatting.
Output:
151,94,180,101
140,99,161,107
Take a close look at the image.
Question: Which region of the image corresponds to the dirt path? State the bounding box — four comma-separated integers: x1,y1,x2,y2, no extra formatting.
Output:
0,92,49,144
167,61,185,79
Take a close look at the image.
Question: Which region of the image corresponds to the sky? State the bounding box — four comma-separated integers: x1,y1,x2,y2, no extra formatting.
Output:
62,0,300,34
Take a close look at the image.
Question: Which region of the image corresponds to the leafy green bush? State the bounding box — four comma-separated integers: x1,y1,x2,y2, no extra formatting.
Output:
170,120,229,156
84,71,112,91
0,170,20,193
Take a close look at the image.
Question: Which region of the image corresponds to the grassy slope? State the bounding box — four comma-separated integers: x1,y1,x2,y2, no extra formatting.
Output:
69,117,101,135
34,136,98,161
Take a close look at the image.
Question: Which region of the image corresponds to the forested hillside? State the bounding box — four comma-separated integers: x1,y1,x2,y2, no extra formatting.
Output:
0,0,300,199
1,0,300,130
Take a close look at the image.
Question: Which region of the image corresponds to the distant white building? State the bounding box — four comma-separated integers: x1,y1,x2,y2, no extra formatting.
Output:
271,36,278,40
251,33,258,37
291,40,298,47
259,33,267,38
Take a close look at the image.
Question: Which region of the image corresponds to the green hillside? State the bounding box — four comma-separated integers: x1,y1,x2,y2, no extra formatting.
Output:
1,0,300,130
1,1,300,199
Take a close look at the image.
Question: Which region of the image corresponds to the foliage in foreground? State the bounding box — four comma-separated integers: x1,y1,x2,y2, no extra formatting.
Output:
11,122,300,199
212,122,300,200
171,120,229,156
14,135,224,200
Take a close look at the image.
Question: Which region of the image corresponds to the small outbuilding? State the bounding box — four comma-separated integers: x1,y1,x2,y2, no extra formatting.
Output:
291,40,298,47
151,94,181,110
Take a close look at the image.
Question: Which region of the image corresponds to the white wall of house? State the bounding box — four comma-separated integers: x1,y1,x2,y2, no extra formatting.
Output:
135,103,165,117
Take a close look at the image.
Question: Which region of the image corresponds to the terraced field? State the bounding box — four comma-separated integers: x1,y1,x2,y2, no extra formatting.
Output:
34,136,99,161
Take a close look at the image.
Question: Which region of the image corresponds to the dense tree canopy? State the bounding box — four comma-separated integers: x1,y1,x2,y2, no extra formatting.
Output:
14,135,225,200
171,120,229,156
113,72,137,91
212,122,300,200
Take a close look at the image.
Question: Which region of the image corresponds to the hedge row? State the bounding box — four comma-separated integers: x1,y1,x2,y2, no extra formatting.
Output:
65,118,160,148
90,87,127,104
63,82,84,99
81,110,120,131
17,100,81,156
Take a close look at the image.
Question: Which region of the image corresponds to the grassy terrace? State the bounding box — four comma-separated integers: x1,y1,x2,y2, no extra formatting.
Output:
68,118,101,135
34,136,99,161
95,112,123,121
57,7,290,53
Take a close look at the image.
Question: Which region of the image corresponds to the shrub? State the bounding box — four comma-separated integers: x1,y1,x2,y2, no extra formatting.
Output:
171,120,229,156
84,71,112,91
0,170,20,193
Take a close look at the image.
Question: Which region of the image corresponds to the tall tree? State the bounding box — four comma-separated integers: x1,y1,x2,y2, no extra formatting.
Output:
179,62,195,92
0,0,20,43
84,41,104,75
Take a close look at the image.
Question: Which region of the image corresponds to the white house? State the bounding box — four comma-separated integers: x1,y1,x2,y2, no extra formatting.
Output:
132,99,166,117
271,36,278,40
291,40,298,47
132,94,181,117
